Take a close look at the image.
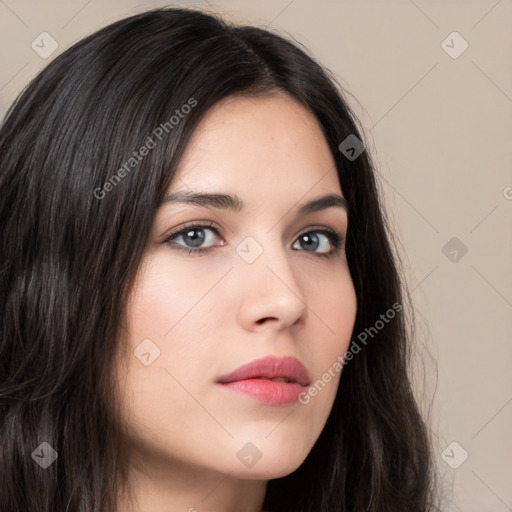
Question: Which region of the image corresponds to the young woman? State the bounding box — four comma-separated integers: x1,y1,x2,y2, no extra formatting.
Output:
0,7,438,512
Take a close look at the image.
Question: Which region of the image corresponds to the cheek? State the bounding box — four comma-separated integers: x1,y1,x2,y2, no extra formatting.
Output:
125,252,223,340
120,253,226,402
308,265,357,358
301,268,357,406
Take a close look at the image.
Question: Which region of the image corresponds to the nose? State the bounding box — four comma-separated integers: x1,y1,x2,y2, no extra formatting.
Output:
235,238,308,331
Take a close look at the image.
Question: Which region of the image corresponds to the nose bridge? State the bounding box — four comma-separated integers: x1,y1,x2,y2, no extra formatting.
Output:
238,229,297,286
234,229,307,325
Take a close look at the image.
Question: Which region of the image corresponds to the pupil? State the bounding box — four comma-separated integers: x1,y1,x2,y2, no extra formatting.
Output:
185,229,205,247
301,233,319,251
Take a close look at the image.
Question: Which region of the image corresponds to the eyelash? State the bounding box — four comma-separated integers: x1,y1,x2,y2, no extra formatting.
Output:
163,221,345,258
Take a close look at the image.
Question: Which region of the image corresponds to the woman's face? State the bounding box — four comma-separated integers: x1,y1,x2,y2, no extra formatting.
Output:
116,92,357,481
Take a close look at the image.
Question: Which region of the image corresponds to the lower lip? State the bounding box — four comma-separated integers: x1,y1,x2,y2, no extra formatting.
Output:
218,379,307,406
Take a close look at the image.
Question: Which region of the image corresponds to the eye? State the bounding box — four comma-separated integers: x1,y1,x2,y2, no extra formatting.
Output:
163,222,344,257
163,222,222,255
292,228,344,257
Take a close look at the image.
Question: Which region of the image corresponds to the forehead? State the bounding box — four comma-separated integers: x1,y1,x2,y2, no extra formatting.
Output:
172,92,340,195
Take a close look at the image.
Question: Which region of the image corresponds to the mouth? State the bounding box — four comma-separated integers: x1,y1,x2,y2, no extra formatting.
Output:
247,377,295,382
216,355,311,406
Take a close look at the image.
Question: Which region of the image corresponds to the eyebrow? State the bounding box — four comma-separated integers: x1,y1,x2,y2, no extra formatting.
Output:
160,191,349,217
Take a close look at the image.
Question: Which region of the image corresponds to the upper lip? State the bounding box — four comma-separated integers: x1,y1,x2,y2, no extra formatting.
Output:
217,356,311,386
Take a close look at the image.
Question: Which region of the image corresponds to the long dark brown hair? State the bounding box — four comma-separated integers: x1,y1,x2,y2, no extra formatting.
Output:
0,7,438,511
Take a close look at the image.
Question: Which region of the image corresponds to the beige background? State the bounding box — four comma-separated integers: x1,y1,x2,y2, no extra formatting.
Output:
1,1,511,510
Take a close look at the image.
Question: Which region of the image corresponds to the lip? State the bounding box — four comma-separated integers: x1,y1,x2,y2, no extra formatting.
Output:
216,355,311,406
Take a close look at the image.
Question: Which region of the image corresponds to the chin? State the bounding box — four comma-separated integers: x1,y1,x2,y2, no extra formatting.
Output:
234,446,311,480
234,459,304,480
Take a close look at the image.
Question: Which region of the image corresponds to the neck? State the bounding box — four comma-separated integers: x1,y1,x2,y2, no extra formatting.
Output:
117,454,268,512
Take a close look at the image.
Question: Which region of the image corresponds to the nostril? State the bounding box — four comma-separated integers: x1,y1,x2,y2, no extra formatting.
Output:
256,317,274,325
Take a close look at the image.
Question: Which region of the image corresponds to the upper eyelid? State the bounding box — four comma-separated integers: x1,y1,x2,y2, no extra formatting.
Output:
165,222,344,243
166,221,218,238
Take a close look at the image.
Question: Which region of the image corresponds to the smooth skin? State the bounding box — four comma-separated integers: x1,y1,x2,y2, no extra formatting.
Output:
115,91,357,512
